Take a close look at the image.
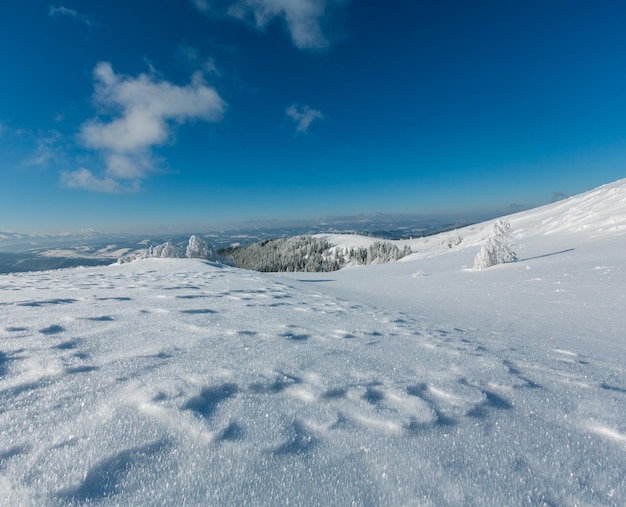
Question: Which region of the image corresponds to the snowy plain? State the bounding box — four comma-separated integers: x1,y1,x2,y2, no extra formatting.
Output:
1,179,625,506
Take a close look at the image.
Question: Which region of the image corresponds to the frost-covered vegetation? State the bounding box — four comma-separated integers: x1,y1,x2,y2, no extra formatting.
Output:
148,241,184,259
219,235,412,272
473,219,519,270
186,234,217,260
118,235,218,263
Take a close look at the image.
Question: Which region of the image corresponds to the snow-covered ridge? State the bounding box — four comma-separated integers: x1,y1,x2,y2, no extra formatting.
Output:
509,177,626,238
322,177,626,263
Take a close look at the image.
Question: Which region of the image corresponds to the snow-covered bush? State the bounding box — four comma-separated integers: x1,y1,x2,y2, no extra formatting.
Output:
473,219,519,270
446,231,463,249
117,235,218,263
186,235,215,260
148,241,183,259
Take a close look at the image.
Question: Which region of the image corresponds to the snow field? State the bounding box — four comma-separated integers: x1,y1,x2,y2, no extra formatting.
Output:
0,258,622,505
1,178,626,505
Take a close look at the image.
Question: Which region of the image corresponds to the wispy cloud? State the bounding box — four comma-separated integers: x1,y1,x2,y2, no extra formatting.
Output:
48,5,95,27
193,0,339,49
179,44,222,77
61,168,128,193
286,104,323,133
191,0,211,12
62,62,226,193
22,130,66,168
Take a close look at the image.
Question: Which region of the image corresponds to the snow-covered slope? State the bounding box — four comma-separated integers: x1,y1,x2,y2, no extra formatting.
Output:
323,177,626,261
1,179,625,506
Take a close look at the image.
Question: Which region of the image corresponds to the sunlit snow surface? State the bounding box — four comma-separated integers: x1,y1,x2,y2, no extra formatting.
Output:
2,180,626,506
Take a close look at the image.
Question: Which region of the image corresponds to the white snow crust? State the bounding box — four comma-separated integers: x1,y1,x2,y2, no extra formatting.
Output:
1,179,625,505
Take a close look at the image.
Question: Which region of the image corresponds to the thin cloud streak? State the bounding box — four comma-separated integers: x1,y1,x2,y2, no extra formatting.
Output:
179,44,222,77
22,130,66,168
48,5,95,27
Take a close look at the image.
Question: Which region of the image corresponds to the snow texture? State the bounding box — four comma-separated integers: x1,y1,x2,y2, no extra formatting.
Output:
1,179,625,505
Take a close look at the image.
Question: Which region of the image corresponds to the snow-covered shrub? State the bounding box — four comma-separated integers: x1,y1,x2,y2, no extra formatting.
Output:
117,235,219,264
473,219,519,270
117,253,140,264
447,231,463,249
148,242,183,258
186,235,216,260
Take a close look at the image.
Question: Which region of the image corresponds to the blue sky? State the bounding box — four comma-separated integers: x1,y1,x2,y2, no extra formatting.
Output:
1,0,626,233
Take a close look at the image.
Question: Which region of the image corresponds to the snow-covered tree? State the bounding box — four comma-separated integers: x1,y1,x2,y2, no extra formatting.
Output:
446,231,463,249
148,241,183,259
220,235,411,272
473,219,519,270
186,235,215,260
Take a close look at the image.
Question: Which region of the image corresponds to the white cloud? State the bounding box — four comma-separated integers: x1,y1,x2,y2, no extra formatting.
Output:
193,0,336,49
81,108,168,153
286,104,323,133
61,168,130,193
103,153,154,180
48,5,94,27
65,62,226,192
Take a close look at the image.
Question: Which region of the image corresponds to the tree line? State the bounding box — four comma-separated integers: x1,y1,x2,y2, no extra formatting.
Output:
219,235,412,272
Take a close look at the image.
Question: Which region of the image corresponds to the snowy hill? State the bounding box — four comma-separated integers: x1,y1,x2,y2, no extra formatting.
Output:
1,179,625,505
321,177,626,262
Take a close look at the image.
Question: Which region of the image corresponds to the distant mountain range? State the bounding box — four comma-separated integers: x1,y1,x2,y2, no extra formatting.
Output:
0,216,474,274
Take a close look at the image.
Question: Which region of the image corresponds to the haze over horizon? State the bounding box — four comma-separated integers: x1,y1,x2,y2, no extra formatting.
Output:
2,0,625,234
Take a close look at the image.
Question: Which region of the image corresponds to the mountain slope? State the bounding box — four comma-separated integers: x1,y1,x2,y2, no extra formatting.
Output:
321,177,626,263
1,179,625,506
